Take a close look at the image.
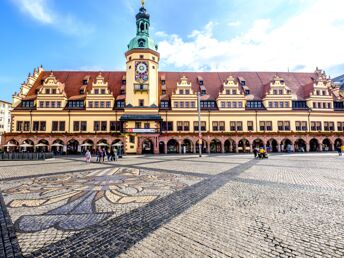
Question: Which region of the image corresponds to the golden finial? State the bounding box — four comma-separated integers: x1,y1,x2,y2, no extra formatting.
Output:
141,0,144,6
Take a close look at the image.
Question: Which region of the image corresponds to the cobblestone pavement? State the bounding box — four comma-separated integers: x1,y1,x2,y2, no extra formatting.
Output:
0,153,344,257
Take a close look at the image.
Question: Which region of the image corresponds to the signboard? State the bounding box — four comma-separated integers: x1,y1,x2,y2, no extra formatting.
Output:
127,128,156,133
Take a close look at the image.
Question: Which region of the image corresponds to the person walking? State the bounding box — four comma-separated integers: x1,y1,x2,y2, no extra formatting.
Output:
340,144,344,157
85,150,91,164
96,149,100,163
253,147,258,159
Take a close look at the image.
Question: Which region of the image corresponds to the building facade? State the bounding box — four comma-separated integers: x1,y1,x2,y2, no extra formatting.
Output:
3,3,344,154
0,100,12,145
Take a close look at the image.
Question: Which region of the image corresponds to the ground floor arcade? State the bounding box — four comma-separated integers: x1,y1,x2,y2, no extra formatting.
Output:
2,133,343,155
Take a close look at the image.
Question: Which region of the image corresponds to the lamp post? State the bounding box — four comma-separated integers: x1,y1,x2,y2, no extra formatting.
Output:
198,92,202,157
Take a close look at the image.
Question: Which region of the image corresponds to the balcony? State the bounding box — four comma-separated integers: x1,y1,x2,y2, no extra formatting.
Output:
134,84,149,92
123,128,159,134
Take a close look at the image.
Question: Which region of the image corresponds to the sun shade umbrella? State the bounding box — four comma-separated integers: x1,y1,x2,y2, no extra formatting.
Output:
51,143,64,147
35,143,48,147
97,143,109,147
3,143,17,147
80,143,93,147
20,143,33,148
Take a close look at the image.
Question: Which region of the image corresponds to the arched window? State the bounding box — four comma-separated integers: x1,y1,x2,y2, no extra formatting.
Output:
140,23,145,32
146,23,148,30
138,38,145,48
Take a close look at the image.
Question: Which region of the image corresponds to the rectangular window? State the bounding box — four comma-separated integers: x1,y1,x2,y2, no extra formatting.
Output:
89,101,93,108
161,121,173,131
110,121,120,131
232,89,237,95
39,121,46,131
101,121,107,131
201,121,206,131
135,122,142,129
338,122,344,131
219,121,225,131
16,121,23,131
296,121,301,131
177,121,183,131
101,89,106,94
100,101,105,108
116,101,125,108
73,121,80,131
269,102,273,108
161,101,169,108
185,89,190,95
194,122,199,131
184,121,190,131
221,102,225,108
24,121,30,131
33,121,39,131
51,101,56,108
95,89,99,94
247,121,254,131
106,101,111,108
139,99,144,107
185,102,189,108
59,121,65,131
45,102,50,108
52,121,58,131
212,121,219,132
180,102,184,108
237,121,243,131
174,102,178,108
179,89,184,95
81,121,87,132
144,123,150,129
52,89,56,94
94,121,100,131
95,102,99,108
285,101,289,108
45,89,50,94
57,101,61,108
230,121,236,131
191,102,195,108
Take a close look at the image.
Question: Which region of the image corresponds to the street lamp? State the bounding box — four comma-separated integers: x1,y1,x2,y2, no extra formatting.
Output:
197,91,202,158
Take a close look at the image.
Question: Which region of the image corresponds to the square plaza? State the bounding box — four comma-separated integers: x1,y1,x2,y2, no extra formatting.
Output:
0,153,344,257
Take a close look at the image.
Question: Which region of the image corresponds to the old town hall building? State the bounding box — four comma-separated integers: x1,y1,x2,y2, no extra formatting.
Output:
3,2,344,154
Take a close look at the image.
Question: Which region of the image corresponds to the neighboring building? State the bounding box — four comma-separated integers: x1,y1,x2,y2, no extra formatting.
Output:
3,3,344,154
0,100,12,145
333,74,344,90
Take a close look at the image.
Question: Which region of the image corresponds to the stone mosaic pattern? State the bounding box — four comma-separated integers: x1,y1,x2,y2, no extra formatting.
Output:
1,153,344,257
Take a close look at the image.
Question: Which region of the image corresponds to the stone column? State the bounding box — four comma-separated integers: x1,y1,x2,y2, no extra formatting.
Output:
164,142,168,154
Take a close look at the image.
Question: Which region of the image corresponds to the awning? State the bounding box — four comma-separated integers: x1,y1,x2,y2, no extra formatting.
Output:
120,114,162,121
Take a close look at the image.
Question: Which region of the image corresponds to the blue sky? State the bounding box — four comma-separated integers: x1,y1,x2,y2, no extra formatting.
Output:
1,0,344,102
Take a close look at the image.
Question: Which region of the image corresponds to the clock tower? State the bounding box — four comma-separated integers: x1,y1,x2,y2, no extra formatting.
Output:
125,1,160,107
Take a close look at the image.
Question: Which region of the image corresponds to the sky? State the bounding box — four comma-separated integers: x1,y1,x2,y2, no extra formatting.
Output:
1,0,344,102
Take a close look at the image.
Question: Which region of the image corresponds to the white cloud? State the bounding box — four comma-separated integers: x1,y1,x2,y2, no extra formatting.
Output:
158,0,344,74
227,21,241,27
12,0,94,36
13,0,53,24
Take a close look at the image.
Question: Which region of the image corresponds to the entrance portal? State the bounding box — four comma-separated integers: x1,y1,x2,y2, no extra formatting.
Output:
142,139,154,154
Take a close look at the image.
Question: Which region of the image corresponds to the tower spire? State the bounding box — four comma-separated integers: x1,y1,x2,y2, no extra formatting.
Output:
141,0,144,7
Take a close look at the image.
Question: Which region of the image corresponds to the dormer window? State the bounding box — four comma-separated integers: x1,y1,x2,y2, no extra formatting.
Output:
226,90,230,95
82,80,88,85
280,80,285,84
201,90,206,95
185,89,190,95
162,80,166,85
80,89,85,94
179,89,184,95
45,89,50,94
273,90,277,95
279,90,283,95
95,89,99,94
52,89,56,94
160,101,169,108
101,89,106,94
232,89,237,95
121,90,126,95
245,90,250,95
162,90,166,95
199,80,204,85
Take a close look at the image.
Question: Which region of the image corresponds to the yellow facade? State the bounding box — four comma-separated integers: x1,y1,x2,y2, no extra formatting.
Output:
3,3,344,154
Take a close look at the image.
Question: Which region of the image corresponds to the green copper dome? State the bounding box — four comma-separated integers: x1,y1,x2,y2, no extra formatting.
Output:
127,5,158,52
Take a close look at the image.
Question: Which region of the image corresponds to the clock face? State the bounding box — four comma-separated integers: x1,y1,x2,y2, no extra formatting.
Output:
136,63,147,74
135,61,149,82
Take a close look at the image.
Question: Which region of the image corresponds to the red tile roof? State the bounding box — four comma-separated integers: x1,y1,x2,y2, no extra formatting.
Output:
25,71,318,102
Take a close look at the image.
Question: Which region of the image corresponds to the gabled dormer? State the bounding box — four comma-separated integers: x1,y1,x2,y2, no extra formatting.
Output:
86,73,115,110
36,72,67,110
306,69,334,111
171,76,197,110
217,75,246,111
12,66,44,108
263,75,292,110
